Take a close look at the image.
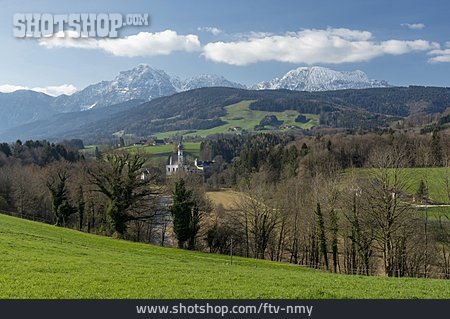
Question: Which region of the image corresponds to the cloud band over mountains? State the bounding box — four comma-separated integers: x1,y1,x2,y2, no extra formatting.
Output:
34,27,448,64
203,28,439,65
39,30,201,56
0,84,77,96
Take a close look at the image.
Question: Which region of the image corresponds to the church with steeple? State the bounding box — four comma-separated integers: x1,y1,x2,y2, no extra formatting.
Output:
166,141,214,176
166,142,190,175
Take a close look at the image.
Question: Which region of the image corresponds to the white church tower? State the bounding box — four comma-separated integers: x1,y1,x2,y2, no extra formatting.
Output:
177,143,184,165
166,141,187,175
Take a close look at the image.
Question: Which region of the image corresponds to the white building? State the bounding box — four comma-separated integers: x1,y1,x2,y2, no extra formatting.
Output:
166,143,191,175
165,142,213,176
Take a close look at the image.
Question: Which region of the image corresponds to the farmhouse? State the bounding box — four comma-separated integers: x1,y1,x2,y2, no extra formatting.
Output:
194,159,214,171
132,140,146,146
151,139,166,146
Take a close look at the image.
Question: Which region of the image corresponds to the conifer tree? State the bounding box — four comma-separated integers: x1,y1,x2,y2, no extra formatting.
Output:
170,179,201,250
315,203,329,270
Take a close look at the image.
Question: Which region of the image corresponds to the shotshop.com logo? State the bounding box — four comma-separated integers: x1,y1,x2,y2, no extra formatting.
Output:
13,13,149,38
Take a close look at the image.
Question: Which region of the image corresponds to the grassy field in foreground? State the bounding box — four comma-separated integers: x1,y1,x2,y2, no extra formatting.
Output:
155,100,319,139
0,214,449,299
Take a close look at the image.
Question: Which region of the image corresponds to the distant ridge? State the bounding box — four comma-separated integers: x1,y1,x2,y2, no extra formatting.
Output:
253,66,389,91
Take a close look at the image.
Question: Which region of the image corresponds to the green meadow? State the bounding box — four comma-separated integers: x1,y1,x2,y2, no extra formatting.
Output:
0,214,448,299
155,100,319,139
348,167,450,204
125,142,201,162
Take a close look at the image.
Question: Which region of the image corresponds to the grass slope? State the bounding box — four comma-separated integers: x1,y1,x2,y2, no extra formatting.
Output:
156,100,319,139
0,214,449,299
350,167,450,204
82,143,201,162
400,168,450,204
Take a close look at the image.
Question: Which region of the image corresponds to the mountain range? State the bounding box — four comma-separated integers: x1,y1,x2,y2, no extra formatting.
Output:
1,65,447,143
252,66,389,91
1,85,449,143
0,65,389,132
51,65,388,113
51,64,246,113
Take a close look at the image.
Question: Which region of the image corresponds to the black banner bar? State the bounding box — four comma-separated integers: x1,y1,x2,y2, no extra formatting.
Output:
0,300,448,319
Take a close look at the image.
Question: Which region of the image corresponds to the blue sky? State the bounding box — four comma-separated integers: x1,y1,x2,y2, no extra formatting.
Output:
0,0,449,95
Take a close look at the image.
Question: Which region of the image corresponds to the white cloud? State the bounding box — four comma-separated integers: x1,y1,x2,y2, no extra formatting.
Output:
99,31,201,57
0,84,77,96
38,31,99,49
0,84,28,93
36,27,444,65
197,26,222,36
202,28,439,65
401,23,426,30
428,42,450,63
39,30,201,57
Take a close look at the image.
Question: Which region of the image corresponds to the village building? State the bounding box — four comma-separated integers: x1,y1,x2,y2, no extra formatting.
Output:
165,142,214,176
194,159,214,171
166,142,191,175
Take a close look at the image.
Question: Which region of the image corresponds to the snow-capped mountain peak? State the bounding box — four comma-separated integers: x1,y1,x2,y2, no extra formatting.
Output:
52,64,245,112
254,66,389,91
180,74,246,91
51,65,389,113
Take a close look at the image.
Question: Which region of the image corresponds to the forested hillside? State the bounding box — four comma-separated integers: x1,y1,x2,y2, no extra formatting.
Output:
1,86,448,143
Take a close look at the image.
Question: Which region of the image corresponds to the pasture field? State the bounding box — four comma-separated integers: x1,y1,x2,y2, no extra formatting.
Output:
349,167,450,204
206,190,242,210
125,142,201,162
155,100,319,139
0,214,448,299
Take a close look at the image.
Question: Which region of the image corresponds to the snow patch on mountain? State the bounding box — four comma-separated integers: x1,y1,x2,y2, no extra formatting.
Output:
179,74,246,91
50,65,389,113
53,64,244,112
254,66,389,92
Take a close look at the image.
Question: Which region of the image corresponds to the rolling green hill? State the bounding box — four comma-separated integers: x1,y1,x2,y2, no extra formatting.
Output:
3,86,447,144
154,100,318,138
0,214,448,299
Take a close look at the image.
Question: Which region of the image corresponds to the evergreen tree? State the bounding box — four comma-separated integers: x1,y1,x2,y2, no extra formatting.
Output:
416,179,428,203
315,203,329,270
0,143,12,157
329,209,339,273
300,143,309,156
431,129,443,166
170,179,200,249
94,146,101,159
119,137,125,148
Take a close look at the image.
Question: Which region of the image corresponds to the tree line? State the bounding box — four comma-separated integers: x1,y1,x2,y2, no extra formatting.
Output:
200,131,449,278
0,131,448,279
